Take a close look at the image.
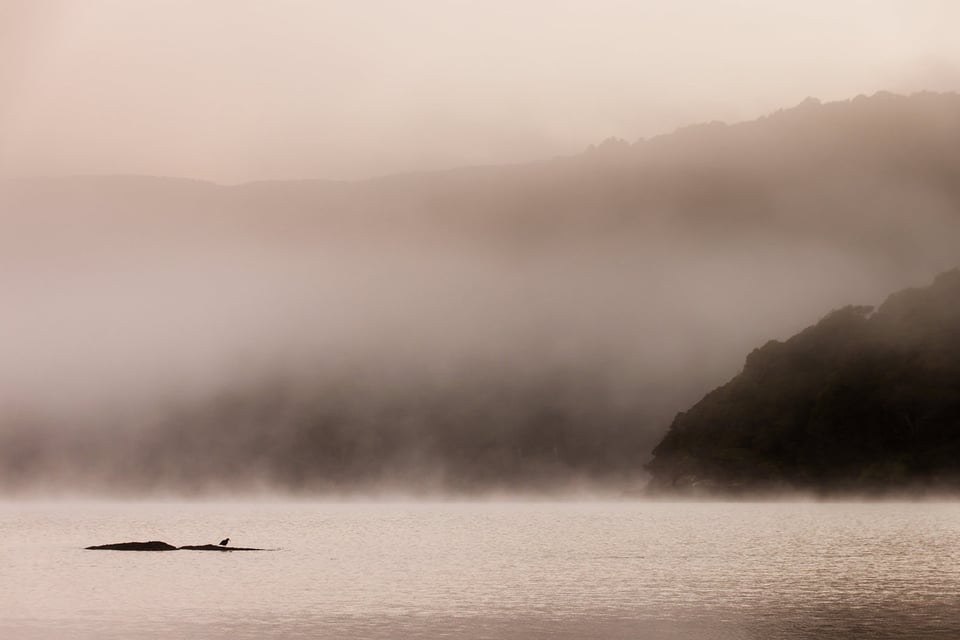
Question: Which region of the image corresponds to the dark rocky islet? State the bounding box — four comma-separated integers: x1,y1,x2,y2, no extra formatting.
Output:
86,541,265,551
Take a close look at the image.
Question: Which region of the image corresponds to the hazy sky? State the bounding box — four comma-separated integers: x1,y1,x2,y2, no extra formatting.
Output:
2,0,959,183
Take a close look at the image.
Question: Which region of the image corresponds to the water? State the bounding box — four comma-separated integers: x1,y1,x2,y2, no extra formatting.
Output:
1,501,959,639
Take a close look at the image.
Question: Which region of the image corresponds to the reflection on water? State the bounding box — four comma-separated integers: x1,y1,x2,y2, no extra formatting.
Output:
1,501,958,639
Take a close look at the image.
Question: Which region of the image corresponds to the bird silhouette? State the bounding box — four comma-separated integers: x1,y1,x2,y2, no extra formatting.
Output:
219,538,230,546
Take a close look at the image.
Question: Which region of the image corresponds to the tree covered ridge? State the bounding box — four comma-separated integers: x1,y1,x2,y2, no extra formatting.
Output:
647,269,960,494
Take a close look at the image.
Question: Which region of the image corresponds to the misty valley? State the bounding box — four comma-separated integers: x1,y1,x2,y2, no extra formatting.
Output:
2,91,959,497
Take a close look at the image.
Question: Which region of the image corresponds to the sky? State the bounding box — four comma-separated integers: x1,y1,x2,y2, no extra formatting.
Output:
1,0,960,184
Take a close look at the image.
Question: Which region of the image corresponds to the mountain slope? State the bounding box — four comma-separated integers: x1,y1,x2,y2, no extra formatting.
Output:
647,270,960,494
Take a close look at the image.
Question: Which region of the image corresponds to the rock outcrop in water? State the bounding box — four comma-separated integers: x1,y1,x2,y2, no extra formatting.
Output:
646,270,960,495
86,541,179,551
86,541,265,551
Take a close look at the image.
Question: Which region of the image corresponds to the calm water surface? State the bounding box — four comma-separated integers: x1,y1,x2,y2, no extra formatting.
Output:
1,501,959,639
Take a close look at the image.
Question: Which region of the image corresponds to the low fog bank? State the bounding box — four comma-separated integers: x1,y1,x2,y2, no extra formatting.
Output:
1,92,959,495
0,237,837,495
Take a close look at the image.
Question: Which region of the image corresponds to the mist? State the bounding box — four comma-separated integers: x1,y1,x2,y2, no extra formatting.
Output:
1,90,959,495
3,1,960,183
9,9,960,640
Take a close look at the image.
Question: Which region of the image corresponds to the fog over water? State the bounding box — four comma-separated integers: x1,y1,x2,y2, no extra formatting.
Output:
2,91,960,494
7,7,960,640
2,2,960,495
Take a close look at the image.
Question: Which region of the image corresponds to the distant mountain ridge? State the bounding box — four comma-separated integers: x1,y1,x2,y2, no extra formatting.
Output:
7,91,960,254
12,90,958,186
647,269,960,495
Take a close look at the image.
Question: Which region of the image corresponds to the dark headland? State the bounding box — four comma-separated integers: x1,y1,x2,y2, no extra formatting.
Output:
647,269,960,496
86,541,265,551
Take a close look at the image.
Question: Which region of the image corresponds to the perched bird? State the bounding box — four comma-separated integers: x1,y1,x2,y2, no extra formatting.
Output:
219,538,230,546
